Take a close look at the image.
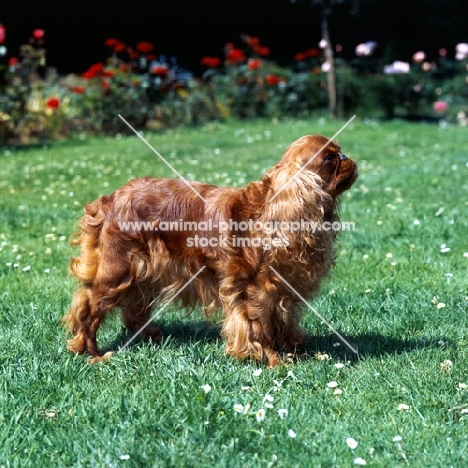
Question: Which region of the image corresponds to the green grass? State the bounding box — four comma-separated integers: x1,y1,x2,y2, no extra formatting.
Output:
0,117,467,467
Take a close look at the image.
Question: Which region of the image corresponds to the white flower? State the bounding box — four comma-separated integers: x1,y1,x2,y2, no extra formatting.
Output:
437,302,446,309
413,220,420,225
346,437,358,449
463,252,468,258
233,404,244,414
253,369,262,377
354,458,367,466
327,381,339,388
397,404,410,411
386,253,393,258
22,265,31,271
265,403,274,409
256,408,266,422
393,436,403,442
334,363,345,369
119,454,130,460
441,359,453,371
440,247,450,253
278,408,288,419
264,394,274,402
334,389,343,395
288,429,297,438
201,384,212,393
458,383,468,390
241,386,251,391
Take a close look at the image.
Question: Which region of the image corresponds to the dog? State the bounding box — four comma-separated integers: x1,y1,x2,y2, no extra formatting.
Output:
62,134,357,366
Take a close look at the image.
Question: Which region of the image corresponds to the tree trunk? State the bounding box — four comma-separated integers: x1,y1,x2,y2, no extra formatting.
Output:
321,12,337,119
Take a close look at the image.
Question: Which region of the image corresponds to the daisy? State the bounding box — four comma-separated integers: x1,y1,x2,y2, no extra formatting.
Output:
346,437,358,449
233,404,244,414
288,429,297,438
201,384,212,393
392,436,403,442
256,408,266,422
397,404,410,411
253,369,262,377
354,458,366,465
327,381,339,388
278,408,288,419
334,363,345,369
264,394,274,402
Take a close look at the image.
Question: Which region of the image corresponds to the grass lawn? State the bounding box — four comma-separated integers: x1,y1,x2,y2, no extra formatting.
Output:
0,116,467,467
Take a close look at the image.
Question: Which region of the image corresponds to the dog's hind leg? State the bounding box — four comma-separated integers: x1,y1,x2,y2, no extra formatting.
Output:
120,296,163,344
62,286,114,364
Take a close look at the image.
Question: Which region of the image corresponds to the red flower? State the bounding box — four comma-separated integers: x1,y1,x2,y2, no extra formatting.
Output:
72,86,86,94
247,59,262,70
201,56,222,68
8,57,18,66
82,62,104,79
32,29,45,40
294,52,306,61
254,45,270,56
45,97,60,109
113,43,126,53
152,65,168,75
102,70,115,77
136,41,155,53
433,101,448,112
305,48,320,58
265,74,280,86
105,38,120,48
245,35,259,47
226,48,246,64
101,80,111,90
146,54,157,61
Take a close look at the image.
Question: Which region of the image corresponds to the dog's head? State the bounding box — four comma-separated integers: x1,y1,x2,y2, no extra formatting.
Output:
271,134,358,200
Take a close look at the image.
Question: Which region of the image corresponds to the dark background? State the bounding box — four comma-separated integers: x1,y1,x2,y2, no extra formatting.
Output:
1,0,467,76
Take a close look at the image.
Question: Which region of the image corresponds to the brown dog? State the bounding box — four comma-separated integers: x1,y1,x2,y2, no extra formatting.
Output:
63,135,357,366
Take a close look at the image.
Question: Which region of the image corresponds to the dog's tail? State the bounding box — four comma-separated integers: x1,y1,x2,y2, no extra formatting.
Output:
62,200,104,347
69,199,104,284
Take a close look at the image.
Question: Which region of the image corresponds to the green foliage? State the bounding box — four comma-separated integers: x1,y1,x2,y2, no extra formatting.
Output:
1,31,468,146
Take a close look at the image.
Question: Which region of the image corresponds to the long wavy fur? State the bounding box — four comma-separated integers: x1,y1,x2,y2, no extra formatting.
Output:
62,134,357,366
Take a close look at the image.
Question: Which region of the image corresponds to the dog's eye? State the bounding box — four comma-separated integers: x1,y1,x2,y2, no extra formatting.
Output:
324,153,336,161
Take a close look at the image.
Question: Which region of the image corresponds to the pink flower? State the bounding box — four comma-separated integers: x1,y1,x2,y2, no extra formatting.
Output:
412,51,426,63
355,41,378,57
32,29,45,40
383,61,410,74
455,43,468,60
433,101,448,113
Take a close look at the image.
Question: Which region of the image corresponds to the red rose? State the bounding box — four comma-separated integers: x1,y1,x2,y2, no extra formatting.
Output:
8,57,18,66
102,70,115,77
105,38,120,48
305,48,320,58
32,29,45,40
136,41,155,53
265,74,280,86
45,97,60,109
294,52,306,61
72,86,86,94
201,56,222,68
245,36,259,47
152,65,169,75
254,45,270,57
247,59,262,70
113,43,126,53
82,62,104,79
226,48,245,64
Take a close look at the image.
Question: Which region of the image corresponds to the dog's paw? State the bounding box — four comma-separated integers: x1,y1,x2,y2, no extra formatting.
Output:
88,351,113,365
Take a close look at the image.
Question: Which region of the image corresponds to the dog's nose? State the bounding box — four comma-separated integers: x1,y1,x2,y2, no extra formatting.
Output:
339,153,348,161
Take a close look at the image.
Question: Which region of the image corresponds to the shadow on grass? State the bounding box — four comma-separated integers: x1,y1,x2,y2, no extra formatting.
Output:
303,333,455,363
100,319,453,364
